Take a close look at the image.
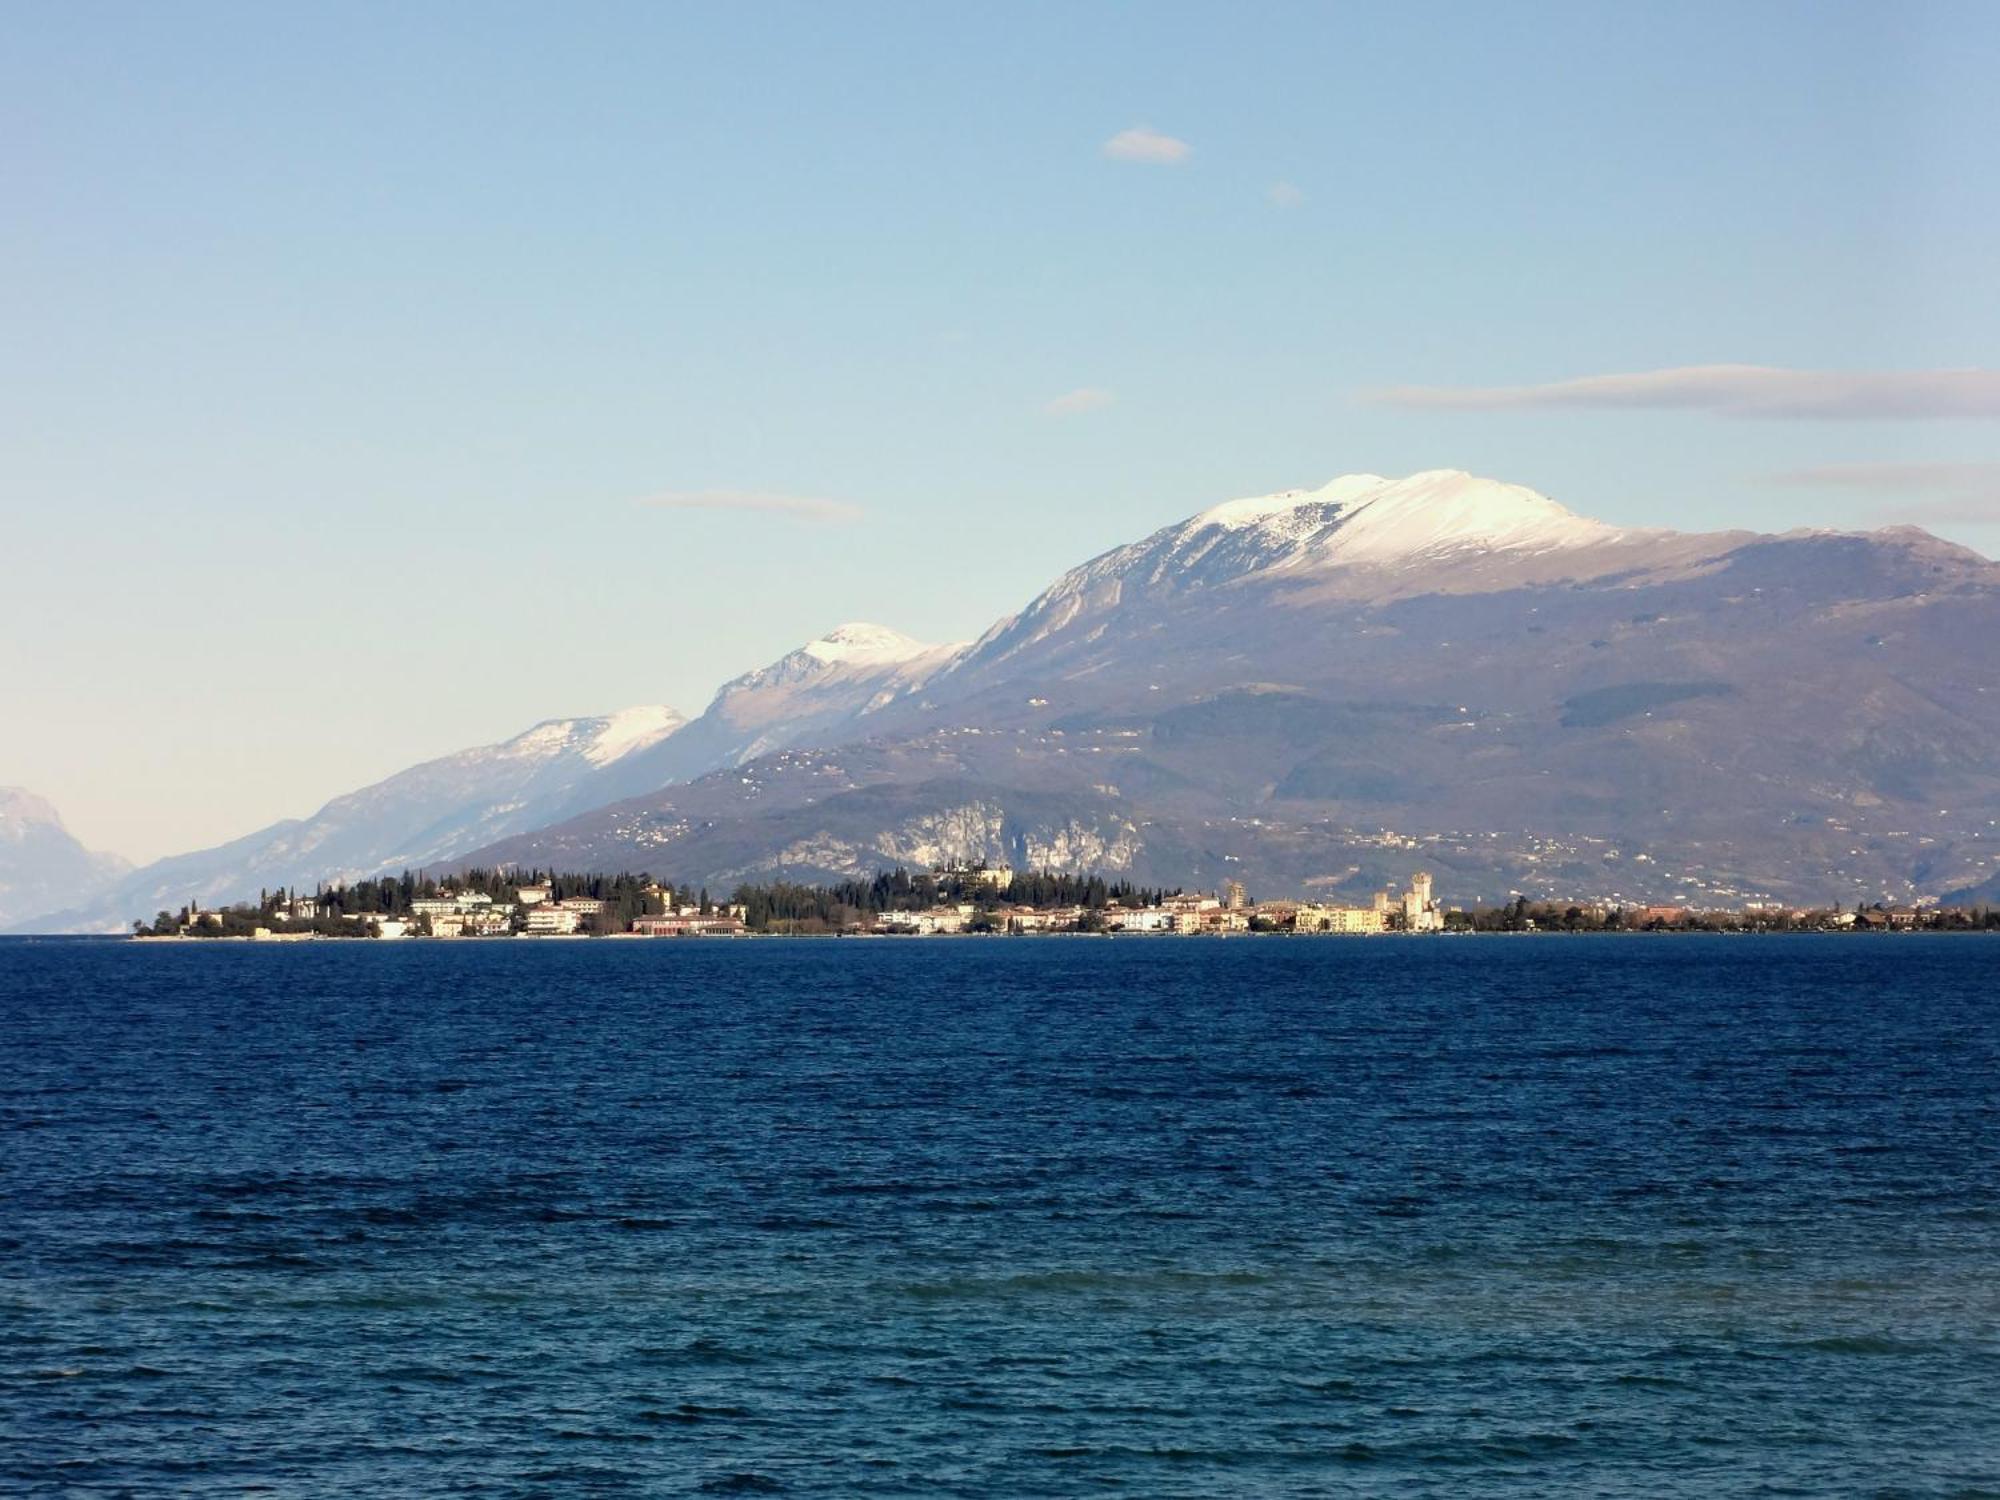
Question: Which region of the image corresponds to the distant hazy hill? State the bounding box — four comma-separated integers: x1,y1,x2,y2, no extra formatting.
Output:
466,472,2000,907
14,709,685,933
0,789,130,931
12,618,968,931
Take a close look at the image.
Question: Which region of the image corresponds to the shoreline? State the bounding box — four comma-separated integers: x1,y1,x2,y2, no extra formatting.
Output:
102,927,2000,944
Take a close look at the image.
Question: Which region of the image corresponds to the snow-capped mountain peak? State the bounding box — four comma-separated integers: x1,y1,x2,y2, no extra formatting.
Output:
1180,469,1623,563
956,470,1646,670
1321,469,1624,562
800,622,938,667
1069,470,1626,596
1163,469,1627,567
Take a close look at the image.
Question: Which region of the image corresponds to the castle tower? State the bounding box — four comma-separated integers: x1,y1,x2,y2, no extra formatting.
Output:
1402,871,1442,932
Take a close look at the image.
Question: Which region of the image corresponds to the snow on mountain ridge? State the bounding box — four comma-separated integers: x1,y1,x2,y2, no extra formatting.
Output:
801,623,938,667
950,470,1648,671
1322,469,1626,562
497,707,685,765
1184,469,1623,563
1055,469,1628,603
1193,474,1388,535
585,705,687,766
722,623,954,699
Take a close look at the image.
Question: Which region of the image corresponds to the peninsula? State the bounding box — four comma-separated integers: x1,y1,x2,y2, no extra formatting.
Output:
130,865,1998,939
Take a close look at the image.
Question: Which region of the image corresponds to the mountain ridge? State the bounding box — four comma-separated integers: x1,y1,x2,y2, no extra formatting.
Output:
460,473,2000,907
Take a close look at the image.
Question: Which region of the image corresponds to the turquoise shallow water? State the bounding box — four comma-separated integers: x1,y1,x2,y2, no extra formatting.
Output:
2,935,1997,1496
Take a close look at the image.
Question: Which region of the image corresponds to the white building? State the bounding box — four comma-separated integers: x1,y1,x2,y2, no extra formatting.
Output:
412,890,502,916
1328,905,1386,934
632,913,746,936
1006,906,1057,932
875,905,972,935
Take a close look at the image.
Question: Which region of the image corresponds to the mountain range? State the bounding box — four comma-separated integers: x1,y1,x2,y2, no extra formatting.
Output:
12,471,1999,930
14,709,683,933
9,626,963,933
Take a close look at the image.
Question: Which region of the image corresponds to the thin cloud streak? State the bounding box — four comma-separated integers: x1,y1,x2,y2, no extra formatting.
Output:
1763,461,2000,526
1268,180,1304,208
637,489,864,524
1372,365,2000,420
1886,497,2000,525
1045,387,1116,416
1102,126,1191,165
1765,461,2000,490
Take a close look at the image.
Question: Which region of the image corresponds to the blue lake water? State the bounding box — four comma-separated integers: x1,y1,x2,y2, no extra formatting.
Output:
2,935,1997,1496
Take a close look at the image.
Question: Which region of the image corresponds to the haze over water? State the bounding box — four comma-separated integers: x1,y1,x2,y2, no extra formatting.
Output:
4,937,1997,1496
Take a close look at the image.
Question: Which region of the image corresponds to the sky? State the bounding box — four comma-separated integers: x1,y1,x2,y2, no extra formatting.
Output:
4,0,1998,863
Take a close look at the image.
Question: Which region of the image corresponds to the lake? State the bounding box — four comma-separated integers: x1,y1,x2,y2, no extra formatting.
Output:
2,936,1996,1496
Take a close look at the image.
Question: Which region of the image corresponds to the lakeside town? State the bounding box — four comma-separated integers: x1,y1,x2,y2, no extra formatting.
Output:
131,865,2000,940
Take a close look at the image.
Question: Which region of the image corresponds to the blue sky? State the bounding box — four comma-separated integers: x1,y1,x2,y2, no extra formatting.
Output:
5,0,1998,861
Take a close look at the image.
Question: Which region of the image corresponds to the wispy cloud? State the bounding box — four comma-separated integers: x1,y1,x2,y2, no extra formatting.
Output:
1267,180,1304,208
1102,126,1191,165
1764,461,2000,525
1886,496,2000,525
636,489,864,524
1766,461,2000,491
1371,365,2000,421
1045,387,1116,416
